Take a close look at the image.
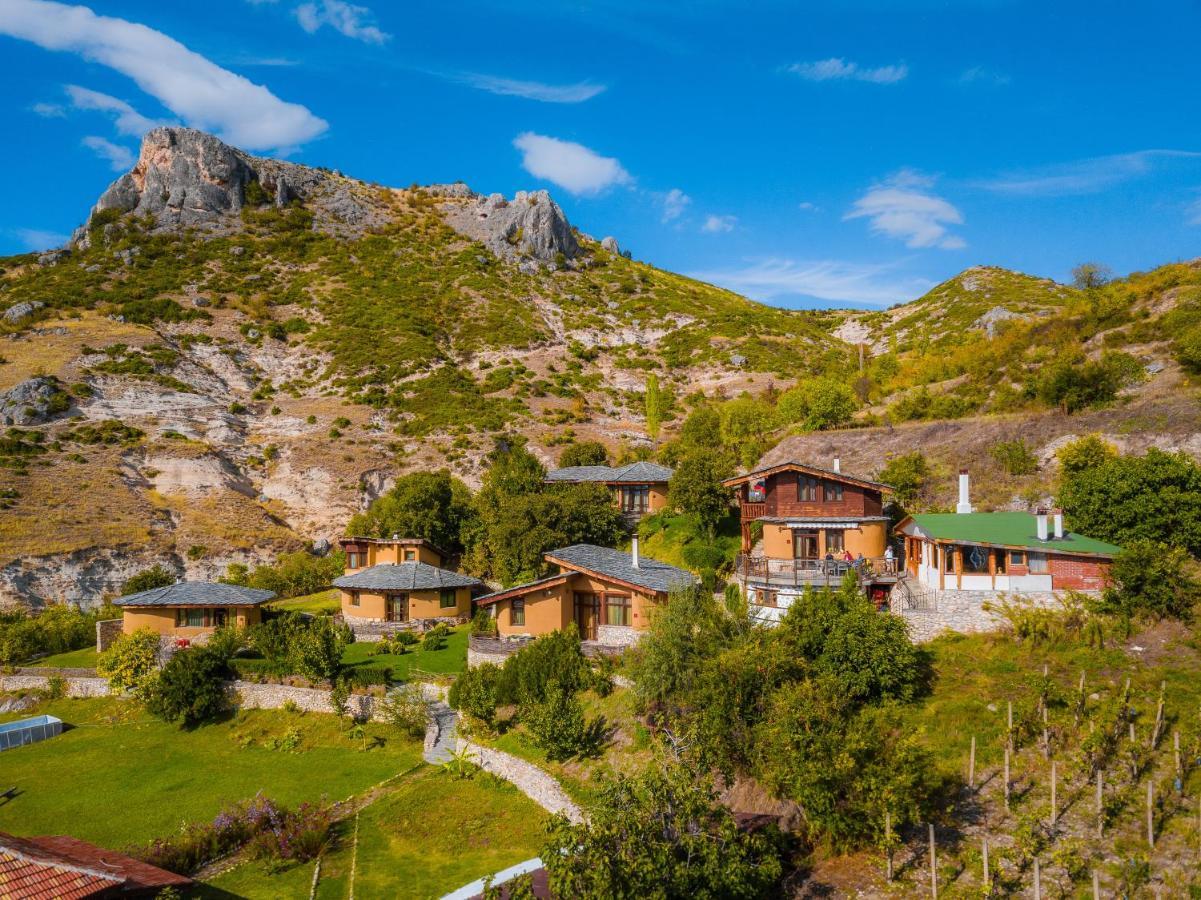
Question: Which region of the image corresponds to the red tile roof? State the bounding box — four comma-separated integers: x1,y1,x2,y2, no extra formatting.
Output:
0,832,191,898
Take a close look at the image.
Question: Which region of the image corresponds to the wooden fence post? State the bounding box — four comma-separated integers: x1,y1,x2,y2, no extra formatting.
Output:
1175,730,1182,779
1096,769,1104,838
929,824,937,899
1007,700,1014,752
1093,869,1101,900
885,810,893,882
1034,857,1042,900
1042,706,1050,759
1003,747,1011,813
1147,781,1155,848
1050,762,1058,828
969,735,976,789
981,838,989,895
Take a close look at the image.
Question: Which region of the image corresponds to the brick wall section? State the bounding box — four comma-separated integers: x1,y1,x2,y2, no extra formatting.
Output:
95,619,123,652
1049,555,1111,591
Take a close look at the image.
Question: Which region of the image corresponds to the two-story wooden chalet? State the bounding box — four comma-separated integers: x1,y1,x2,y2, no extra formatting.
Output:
544,462,672,521
723,459,899,615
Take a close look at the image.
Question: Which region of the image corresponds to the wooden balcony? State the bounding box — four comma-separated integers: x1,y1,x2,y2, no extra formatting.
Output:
734,554,900,587
739,501,767,520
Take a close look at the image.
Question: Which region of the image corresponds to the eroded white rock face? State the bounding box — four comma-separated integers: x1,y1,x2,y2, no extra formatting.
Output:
441,188,580,266
144,454,255,497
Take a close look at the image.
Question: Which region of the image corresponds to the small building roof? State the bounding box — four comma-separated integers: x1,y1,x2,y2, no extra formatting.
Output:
0,830,191,898
475,574,573,607
898,512,1120,557
545,461,674,484
115,582,276,607
339,535,449,556
721,460,893,493
545,544,697,595
333,562,483,592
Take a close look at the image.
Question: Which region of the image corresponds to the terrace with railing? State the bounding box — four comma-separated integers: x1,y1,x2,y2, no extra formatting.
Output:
734,554,901,588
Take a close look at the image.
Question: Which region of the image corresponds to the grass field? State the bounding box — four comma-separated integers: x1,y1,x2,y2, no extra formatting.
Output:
635,510,740,573
340,626,469,682
205,765,548,899
0,698,422,848
268,589,341,614
31,647,100,668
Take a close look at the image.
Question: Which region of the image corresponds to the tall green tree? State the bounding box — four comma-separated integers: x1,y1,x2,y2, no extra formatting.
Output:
777,377,858,431
1057,448,1201,555
668,453,732,536
558,441,610,467
346,470,475,552
644,373,662,441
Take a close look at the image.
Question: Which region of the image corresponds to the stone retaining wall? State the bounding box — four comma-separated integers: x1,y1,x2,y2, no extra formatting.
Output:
899,589,1087,643
230,681,381,721
457,738,583,824
95,619,122,652
0,674,112,697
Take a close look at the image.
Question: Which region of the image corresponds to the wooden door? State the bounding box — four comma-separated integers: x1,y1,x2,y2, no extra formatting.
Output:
387,593,408,622
794,531,819,559
574,593,598,641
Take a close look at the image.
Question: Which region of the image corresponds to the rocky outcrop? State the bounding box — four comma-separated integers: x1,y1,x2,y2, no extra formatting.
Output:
441,189,580,266
3,300,44,324
75,127,389,243
974,306,1019,338
600,236,621,255
0,376,68,426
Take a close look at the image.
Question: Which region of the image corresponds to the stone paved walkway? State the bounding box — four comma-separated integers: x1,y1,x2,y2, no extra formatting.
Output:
423,699,459,764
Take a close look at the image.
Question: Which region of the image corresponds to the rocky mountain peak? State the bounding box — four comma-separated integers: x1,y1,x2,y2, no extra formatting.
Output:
441,187,580,268
75,127,387,244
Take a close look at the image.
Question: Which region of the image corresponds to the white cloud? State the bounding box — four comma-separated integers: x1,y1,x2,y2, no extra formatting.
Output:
798,201,821,212
32,101,65,117
66,84,164,136
701,214,737,233
82,135,134,171
787,57,908,85
1187,195,1201,226
958,66,1010,87
975,149,1201,197
660,188,691,222
512,132,631,195
295,0,389,44
458,73,605,103
845,170,965,250
691,258,933,307
13,227,70,250
0,0,328,150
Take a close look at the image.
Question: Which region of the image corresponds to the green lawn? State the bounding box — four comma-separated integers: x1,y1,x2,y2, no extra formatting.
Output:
0,698,422,849
29,647,100,668
205,765,548,899
635,510,741,572
340,626,469,681
268,589,341,615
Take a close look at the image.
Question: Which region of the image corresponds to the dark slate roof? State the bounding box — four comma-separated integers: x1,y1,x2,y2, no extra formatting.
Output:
545,544,697,595
333,562,483,591
115,582,276,607
545,461,673,484
722,460,892,492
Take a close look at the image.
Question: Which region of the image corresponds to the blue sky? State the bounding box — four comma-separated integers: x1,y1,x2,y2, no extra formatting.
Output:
1,0,1199,309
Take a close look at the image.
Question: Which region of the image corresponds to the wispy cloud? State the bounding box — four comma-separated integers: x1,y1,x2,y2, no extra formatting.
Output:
513,132,631,195
295,0,389,44
659,188,691,222
457,73,605,103
787,57,908,85
958,66,1010,87
1187,194,1201,226
0,0,327,150
66,84,165,136
82,135,134,171
691,258,932,307
975,150,1201,197
845,169,965,250
701,214,737,233
798,201,822,213
13,228,70,250
32,101,65,117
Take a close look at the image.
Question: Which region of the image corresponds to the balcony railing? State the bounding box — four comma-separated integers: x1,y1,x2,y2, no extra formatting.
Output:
739,502,767,519
735,554,899,587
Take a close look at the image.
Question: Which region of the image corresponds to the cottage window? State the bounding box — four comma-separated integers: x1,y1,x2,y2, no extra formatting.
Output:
1028,552,1049,574
944,546,956,573
963,545,991,574
1009,550,1025,567
349,593,360,607
439,588,457,609
825,482,844,502
404,549,416,561
995,550,1007,574
605,593,631,627
621,486,650,513
511,599,526,627
825,530,845,554
176,608,205,628
799,476,818,501
347,552,364,568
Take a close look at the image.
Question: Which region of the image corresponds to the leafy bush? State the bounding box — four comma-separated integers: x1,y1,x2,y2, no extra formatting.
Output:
1103,540,1200,621
346,664,393,688
668,453,732,537
121,565,175,596
421,622,450,651
345,470,475,554
496,627,589,707
146,646,232,727
97,627,161,696
1056,434,1117,477
990,439,1038,476
877,451,929,510
522,682,602,761
448,662,502,727
470,608,498,637
0,603,107,666
221,550,344,600
557,440,609,467
378,685,428,738
292,617,352,683
777,377,858,431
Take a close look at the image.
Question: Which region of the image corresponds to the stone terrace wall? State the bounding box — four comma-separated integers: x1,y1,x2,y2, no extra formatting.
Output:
899,589,1077,643
96,618,122,652
230,681,381,721
457,738,583,824
0,674,111,697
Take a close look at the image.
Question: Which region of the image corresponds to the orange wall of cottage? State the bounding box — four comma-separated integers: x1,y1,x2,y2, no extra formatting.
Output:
761,522,887,558
342,587,471,620
342,541,444,571
493,572,660,637
122,606,261,637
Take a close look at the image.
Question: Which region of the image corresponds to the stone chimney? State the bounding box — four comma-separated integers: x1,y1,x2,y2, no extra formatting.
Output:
833,457,841,474
1036,509,1049,542
631,535,640,569
956,469,974,514
1052,509,1064,540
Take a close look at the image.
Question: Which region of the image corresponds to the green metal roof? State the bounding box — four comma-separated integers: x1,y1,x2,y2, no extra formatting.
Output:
903,512,1120,556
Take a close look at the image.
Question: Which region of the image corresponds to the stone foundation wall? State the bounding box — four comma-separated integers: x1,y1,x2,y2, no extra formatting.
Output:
899,589,1095,643
0,675,112,697
230,681,381,721
467,647,513,668
596,625,642,648
95,618,122,652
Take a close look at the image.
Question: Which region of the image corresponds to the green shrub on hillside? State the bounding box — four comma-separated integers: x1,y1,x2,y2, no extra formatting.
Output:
990,439,1038,476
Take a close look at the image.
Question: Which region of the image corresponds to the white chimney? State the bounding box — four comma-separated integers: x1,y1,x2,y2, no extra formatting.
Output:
631,535,640,569
1036,509,1049,542
1052,509,1064,540
956,469,974,514
833,457,841,473
391,533,399,541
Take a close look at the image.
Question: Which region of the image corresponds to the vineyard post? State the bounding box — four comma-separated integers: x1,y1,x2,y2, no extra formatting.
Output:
1075,670,1086,726
885,810,893,882
1003,747,1011,813
1050,762,1058,828
1092,869,1101,900
1174,730,1182,779
982,838,989,895
1096,769,1103,838
1042,706,1050,760
1033,857,1041,900
1147,781,1155,848
969,735,976,789
929,824,937,900
1007,700,1014,752
1151,682,1165,749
